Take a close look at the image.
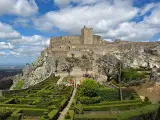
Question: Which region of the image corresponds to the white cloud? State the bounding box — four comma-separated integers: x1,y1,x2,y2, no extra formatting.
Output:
104,22,158,41
11,35,49,46
0,0,38,17
34,0,138,34
0,52,7,56
0,22,49,57
34,0,160,42
12,45,45,56
13,18,30,27
0,42,14,50
144,4,160,28
139,3,156,16
54,0,70,7
0,22,21,39
54,0,118,7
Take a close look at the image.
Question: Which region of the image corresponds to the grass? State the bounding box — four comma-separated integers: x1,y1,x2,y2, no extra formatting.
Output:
13,80,24,90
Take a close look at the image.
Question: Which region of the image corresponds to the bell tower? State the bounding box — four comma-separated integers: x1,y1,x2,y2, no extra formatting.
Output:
81,26,93,44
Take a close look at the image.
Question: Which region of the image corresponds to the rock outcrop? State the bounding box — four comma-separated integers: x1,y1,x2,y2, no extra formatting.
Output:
10,51,54,89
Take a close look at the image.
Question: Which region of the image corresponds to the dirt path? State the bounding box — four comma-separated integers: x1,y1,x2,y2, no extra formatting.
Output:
57,87,77,120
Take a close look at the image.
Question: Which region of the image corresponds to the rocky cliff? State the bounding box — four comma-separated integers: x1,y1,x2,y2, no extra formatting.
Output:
10,51,54,89
10,41,160,89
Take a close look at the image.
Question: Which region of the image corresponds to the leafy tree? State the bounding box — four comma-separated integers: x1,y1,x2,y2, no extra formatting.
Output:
79,78,100,97
96,54,123,101
80,51,94,74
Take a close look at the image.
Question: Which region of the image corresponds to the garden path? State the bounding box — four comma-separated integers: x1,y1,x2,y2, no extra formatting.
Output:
57,87,77,120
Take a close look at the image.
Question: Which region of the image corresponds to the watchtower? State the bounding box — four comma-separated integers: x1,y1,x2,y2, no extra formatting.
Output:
81,26,94,44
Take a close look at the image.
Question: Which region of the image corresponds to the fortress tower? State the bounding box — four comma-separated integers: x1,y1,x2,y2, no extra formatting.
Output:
81,26,94,44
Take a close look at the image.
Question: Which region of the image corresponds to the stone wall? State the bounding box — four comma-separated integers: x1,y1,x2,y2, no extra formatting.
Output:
93,35,101,44
52,51,67,57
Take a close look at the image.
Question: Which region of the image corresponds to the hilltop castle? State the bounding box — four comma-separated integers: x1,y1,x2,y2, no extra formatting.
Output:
42,26,160,59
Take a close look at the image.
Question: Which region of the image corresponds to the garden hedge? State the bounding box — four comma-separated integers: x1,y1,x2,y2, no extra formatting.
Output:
76,102,143,111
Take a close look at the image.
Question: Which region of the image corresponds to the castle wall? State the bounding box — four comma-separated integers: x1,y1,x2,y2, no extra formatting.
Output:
61,36,81,44
50,36,81,49
93,35,101,44
51,51,67,57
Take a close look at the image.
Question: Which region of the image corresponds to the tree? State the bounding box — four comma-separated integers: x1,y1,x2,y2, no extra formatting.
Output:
79,78,100,97
80,51,94,74
54,59,59,72
61,57,77,76
96,54,123,101
96,55,115,81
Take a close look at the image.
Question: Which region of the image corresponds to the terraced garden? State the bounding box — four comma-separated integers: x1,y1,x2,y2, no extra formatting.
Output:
0,74,73,120
66,79,160,120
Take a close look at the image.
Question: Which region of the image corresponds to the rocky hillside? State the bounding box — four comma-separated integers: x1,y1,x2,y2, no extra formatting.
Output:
10,43,160,90
10,51,54,89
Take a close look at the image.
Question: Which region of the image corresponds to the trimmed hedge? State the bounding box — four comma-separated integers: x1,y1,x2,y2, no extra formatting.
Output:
80,96,101,104
7,109,22,120
90,99,142,106
74,104,160,120
74,114,116,120
118,104,159,120
48,110,59,120
77,102,143,111
97,88,119,101
22,108,46,116
0,103,36,108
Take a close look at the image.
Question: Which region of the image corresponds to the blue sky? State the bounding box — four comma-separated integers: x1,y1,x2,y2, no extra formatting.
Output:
0,0,160,65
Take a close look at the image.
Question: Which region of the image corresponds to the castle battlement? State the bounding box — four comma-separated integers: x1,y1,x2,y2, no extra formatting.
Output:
44,27,160,58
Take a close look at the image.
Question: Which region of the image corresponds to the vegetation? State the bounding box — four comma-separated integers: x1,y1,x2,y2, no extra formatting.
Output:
12,80,24,90
0,76,73,119
122,68,147,82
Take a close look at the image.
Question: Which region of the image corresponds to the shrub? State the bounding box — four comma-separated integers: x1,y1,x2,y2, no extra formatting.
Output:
65,113,71,119
80,96,101,104
79,79,100,97
0,108,14,120
144,96,149,102
13,80,24,90
48,110,59,119
97,88,119,101
130,94,136,100
122,68,146,82
75,105,84,114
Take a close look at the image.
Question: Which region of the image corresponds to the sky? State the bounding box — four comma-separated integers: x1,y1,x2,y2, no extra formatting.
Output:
0,0,160,65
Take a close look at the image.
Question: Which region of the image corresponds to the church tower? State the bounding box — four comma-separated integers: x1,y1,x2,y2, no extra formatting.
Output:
81,26,94,44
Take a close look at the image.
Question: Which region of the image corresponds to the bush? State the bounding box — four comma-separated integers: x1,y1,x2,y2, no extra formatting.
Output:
79,79,100,97
48,110,59,119
122,68,146,82
75,105,84,114
65,113,71,119
13,80,24,90
80,96,101,104
97,88,119,101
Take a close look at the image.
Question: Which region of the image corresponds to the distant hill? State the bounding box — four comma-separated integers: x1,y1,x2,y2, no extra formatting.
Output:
0,68,23,90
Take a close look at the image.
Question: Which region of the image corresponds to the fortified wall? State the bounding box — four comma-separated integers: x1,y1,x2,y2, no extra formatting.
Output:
43,26,160,58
